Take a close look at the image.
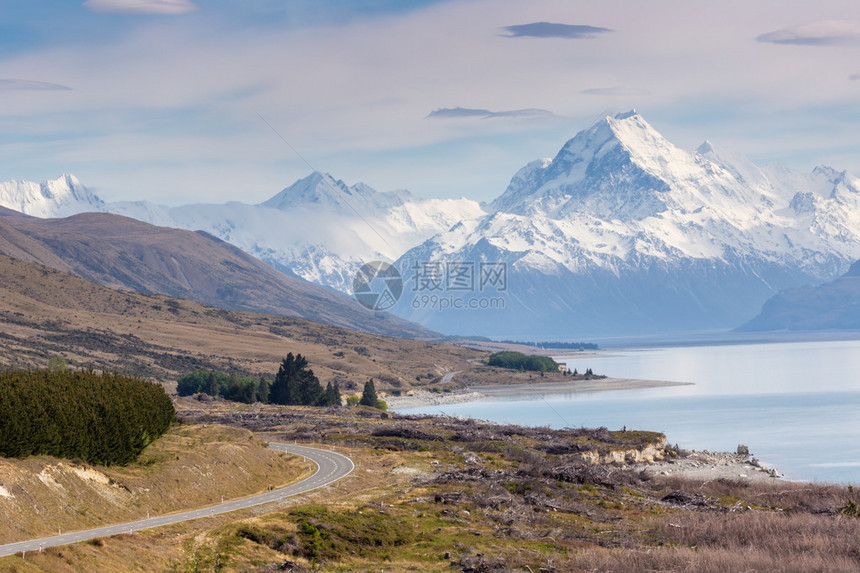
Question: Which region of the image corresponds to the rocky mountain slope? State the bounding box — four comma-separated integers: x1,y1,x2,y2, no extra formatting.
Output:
391,111,860,337
738,259,860,331
0,208,432,339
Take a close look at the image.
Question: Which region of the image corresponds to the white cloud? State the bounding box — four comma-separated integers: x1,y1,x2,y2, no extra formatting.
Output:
83,0,199,15
0,79,71,91
426,107,559,120
581,87,650,96
757,20,860,46
2,1,860,205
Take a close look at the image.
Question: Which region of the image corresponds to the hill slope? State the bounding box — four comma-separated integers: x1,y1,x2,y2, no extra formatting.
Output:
0,208,431,339
738,260,860,331
0,253,477,387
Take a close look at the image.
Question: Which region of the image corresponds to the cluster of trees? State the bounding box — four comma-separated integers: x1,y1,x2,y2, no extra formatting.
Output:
488,351,559,372
0,370,175,465
177,353,341,407
177,371,271,404
269,353,341,407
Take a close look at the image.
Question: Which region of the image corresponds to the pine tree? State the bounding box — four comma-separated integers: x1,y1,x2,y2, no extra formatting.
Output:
269,353,322,405
320,381,341,406
359,379,378,407
257,377,270,403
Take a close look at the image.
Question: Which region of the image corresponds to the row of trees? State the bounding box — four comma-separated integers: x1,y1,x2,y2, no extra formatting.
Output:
488,351,559,372
0,370,175,465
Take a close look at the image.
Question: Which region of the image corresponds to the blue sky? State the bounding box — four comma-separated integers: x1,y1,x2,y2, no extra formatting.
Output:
1,1,859,204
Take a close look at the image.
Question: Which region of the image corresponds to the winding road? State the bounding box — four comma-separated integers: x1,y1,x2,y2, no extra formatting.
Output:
0,443,354,558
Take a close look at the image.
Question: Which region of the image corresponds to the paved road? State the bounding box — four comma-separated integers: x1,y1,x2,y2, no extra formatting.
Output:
0,443,353,557
441,371,461,384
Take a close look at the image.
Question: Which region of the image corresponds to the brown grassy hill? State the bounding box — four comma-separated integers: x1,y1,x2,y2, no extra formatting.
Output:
0,207,431,339
0,254,480,390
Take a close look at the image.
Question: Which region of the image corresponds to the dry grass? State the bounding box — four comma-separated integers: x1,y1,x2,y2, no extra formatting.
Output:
4,405,860,572
0,424,308,544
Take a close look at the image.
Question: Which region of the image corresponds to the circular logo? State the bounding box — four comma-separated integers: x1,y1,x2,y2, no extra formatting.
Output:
353,261,403,311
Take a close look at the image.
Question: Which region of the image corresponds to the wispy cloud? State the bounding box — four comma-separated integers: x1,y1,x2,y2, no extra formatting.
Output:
850,73,860,81
581,87,650,96
756,20,860,46
0,79,72,91
83,0,199,15
501,22,611,40
426,107,557,120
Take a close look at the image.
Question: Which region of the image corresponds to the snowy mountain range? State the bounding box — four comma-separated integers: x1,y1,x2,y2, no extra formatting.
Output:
0,172,484,294
390,111,860,337
3,110,860,338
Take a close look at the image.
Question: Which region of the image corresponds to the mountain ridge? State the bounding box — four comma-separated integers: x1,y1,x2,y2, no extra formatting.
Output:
0,171,485,293
0,209,434,339
738,259,860,332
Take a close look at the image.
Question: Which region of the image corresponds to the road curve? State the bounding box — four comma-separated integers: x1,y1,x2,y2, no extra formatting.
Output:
0,443,353,557
441,371,461,384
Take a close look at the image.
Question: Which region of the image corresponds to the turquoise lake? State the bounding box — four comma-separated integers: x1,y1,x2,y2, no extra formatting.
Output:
398,339,860,483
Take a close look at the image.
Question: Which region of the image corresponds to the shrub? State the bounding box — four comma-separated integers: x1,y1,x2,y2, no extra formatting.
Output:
488,351,559,372
0,369,175,465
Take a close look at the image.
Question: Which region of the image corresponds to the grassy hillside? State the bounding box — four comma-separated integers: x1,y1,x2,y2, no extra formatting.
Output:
0,424,307,544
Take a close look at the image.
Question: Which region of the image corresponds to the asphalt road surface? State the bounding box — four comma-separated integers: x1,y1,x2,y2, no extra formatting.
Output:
0,443,354,557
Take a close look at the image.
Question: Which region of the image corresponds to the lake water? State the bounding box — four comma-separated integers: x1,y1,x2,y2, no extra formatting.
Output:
398,339,860,483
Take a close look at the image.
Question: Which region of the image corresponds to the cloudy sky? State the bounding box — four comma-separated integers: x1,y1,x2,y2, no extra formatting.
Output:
1,1,859,204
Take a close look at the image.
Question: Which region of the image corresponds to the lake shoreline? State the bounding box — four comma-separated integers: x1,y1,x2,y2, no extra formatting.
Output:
387,377,790,482
385,377,691,410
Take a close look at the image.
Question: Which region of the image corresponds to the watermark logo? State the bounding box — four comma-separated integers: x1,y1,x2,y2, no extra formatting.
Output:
353,261,403,311
353,260,507,312
409,261,507,292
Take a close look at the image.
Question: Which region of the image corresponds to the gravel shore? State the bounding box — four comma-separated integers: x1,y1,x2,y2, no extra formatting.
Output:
638,449,784,482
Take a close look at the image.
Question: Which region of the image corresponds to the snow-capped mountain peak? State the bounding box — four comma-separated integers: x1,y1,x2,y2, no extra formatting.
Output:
393,111,860,337
257,171,412,213
491,110,747,222
0,173,104,218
